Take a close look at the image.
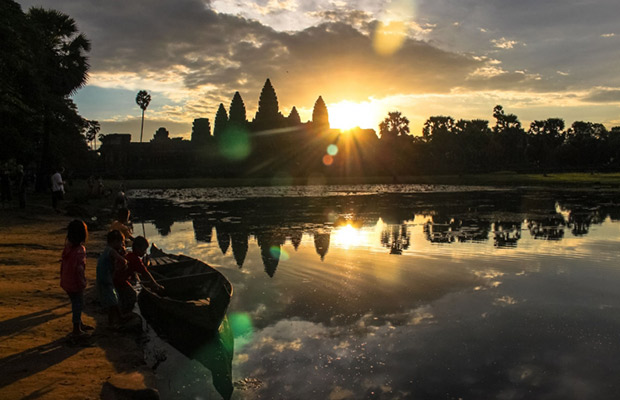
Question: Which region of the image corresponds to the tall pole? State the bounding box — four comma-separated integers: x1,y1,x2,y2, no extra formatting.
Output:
140,108,145,143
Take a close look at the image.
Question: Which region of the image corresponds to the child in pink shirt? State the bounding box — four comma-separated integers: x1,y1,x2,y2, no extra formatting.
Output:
60,220,93,336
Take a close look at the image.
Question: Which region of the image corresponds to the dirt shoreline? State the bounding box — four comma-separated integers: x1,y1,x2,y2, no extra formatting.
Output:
0,192,157,400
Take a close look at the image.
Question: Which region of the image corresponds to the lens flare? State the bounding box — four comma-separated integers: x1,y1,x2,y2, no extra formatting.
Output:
228,312,253,339
323,154,334,166
270,246,289,261
218,125,251,160
327,144,338,156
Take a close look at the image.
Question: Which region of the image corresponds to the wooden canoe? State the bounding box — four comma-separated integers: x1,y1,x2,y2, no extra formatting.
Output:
138,246,233,332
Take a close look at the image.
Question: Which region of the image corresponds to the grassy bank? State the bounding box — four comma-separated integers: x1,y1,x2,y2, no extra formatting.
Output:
71,172,620,191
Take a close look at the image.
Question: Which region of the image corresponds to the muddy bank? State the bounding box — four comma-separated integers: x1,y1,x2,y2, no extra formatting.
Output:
0,193,156,400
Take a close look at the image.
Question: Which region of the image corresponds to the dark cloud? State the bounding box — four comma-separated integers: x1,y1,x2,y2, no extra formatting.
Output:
18,0,483,110
583,89,620,103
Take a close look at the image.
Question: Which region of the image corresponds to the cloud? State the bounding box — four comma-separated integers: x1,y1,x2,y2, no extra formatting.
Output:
582,88,620,103
17,0,620,132
491,37,521,49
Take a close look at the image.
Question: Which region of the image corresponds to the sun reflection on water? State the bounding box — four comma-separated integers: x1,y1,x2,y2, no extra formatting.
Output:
332,223,367,249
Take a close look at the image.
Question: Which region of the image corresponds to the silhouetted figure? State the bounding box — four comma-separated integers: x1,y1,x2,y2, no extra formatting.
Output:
1,165,12,207
50,166,65,212
15,164,26,208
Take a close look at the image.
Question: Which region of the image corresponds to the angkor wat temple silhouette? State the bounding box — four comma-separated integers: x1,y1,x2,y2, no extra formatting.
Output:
100,79,378,178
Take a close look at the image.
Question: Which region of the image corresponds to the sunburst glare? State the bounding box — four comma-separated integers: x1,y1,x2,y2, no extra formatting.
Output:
328,100,380,130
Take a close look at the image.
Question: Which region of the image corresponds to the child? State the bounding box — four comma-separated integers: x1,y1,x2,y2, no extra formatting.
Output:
96,229,128,326
110,207,134,242
113,236,163,314
60,219,92,336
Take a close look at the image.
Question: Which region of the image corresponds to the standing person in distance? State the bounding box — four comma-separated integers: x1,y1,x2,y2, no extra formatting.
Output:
51,167,65,212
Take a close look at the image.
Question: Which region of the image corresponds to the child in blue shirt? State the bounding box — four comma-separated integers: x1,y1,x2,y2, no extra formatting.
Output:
96,229,128,326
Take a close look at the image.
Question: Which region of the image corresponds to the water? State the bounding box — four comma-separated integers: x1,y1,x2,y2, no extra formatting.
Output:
131,185,620,399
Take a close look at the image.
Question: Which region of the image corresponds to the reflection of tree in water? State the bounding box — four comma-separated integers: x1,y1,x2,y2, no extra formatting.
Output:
230,230,249,268
216,223,231,255
289,229,303,251
313,231,331,261
381,224,410,255
454,219,491,242
424,216,490,244
493,220,522,247
568,208,600,236
424,215,456,243
256,231,286,277
527,215,565,240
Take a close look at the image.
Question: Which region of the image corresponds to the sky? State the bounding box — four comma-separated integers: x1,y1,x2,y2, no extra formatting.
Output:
17,0,620,142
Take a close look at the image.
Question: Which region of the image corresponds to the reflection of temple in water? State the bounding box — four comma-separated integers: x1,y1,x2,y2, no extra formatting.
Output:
289,229,303,251
527,215,565,240
192,218,213,243
231,231,249,268
134,189,620,278
381,224,410,255
257,231,286,277
216,224,231,254
493,221,522,247
313,231,331,261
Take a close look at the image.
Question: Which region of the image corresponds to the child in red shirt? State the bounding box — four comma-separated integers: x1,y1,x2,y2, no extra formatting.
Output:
114,236,163,314
60,220,92,336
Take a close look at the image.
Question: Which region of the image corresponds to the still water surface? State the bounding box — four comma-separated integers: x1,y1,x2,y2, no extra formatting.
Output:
131,185,620,399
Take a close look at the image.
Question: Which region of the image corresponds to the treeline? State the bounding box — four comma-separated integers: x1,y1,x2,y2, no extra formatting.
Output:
374,105,620,176
1,0,94,189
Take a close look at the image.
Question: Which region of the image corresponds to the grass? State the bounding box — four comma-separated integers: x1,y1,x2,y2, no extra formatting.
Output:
66,172,620,191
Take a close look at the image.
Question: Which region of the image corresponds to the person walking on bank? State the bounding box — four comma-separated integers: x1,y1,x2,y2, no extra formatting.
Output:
51,167,65,212
60,220,94,337
16,164,26,209
0,164,11,208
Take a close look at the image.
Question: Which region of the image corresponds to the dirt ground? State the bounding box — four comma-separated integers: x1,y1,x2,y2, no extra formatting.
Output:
0,191,155,400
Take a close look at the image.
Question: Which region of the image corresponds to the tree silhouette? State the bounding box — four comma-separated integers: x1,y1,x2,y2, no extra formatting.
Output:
25,7,91,191
136,90,151,143
312,96,329,130
84,120,100,150
379,111,410,140
213,103,228,138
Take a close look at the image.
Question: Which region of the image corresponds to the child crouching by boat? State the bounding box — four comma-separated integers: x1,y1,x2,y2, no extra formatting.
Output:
114,236,164,314
96,230,128,326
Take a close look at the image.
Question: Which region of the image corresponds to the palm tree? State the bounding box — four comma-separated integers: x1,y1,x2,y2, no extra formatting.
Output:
136,90,151,143
26,7,91,191
84,120,100,150
379,111,410,140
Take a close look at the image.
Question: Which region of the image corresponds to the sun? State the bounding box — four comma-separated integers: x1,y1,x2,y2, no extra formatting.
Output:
328,100,379,131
